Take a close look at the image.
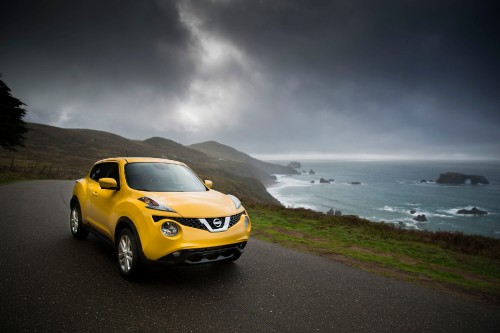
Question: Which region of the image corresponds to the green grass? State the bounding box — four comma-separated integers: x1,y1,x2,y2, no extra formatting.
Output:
248,204,500,305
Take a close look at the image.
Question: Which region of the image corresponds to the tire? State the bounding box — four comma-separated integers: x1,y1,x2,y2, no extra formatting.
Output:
70,202,89,240
116,228,142,280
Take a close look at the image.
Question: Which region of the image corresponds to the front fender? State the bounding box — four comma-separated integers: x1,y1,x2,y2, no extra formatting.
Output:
71,179,87,222
113,197,183,259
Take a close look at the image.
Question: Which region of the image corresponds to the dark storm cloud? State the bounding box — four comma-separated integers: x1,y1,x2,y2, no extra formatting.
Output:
1,0,197,137
1,0,499,159
1,0,191,85
183,0,500,158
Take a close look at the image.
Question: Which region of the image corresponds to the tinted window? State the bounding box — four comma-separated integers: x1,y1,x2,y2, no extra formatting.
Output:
125,163,206,192
90,162,120,186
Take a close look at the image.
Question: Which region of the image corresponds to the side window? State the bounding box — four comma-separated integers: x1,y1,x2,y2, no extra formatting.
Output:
90,164,106,181
89,163,120,186
107,163,120,187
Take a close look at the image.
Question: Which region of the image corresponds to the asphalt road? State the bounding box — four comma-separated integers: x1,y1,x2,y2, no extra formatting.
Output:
0,180,499,332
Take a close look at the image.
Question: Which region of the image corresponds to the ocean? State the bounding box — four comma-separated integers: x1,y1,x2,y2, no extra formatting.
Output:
266,160,500,238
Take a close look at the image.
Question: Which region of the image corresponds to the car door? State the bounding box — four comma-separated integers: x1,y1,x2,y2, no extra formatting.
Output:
85,163,106,226
87,162,122,240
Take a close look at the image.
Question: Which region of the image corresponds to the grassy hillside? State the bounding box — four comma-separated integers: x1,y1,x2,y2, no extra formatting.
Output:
0,123,280,205
189,140,298,184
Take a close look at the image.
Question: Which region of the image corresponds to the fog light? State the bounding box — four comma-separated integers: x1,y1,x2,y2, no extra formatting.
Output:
161,222,179,237
244,215,249,228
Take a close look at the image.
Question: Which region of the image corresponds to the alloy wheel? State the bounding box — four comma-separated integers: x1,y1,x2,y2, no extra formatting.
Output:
118,235,133,273
70,207,79,234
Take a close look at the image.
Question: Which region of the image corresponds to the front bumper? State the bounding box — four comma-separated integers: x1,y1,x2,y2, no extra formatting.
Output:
137,210,251,263
154,241,247,265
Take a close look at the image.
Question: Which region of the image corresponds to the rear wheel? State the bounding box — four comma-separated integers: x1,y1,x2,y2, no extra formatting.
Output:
70,202,88,240
117,228,142,280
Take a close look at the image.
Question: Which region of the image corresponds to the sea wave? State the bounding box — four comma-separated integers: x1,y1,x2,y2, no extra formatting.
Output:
267,174,311,190
266,174,319,210
397,180,436,186
378,205,453,219
366,216,421,230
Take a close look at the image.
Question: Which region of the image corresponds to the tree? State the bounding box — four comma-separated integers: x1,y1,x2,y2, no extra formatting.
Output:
0,75,28,151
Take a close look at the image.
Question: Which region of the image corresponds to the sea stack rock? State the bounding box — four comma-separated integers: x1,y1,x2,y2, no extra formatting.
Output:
436,172,489,185
287,161,302,169
413,214,427,222
319,178,330,184
309,169,316,175
457,207,488,215
350,181,361,185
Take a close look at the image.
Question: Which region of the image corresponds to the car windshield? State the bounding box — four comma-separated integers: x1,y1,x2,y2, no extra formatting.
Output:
125,162,207,192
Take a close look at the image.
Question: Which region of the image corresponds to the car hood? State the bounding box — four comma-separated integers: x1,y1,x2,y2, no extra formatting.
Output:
138,190,241,218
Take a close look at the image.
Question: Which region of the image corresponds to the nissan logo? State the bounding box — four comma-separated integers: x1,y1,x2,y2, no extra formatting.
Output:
213,218,223,228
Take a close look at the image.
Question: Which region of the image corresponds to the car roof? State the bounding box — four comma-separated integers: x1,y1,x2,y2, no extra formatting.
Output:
94,157,185,165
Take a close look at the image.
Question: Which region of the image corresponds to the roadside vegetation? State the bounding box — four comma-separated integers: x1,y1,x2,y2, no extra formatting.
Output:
248,203,500,306
0,170,45,184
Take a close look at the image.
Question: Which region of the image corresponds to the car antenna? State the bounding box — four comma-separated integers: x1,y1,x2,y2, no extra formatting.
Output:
125,149,129,157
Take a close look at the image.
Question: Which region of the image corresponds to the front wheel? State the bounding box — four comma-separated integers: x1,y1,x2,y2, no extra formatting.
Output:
116,228,142,280
70,202,89,240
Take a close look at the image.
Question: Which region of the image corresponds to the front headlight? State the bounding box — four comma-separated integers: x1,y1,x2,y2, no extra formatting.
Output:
138,196,176,213
227,194,241,209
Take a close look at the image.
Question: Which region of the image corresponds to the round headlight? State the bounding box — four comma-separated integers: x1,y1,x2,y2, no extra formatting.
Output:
161,222,179,237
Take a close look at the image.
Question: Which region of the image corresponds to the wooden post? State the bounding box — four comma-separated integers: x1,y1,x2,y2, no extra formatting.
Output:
10,153,14,170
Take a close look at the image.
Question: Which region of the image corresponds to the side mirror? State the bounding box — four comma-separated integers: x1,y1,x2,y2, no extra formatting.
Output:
99,178,118,190
204,180,213,189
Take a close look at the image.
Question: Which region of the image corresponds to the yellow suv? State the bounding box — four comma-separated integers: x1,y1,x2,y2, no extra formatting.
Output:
70,157,251,279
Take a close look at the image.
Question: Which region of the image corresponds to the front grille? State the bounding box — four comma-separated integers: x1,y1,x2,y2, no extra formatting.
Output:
152,212,243,232
172,217,205,229
229,213,242,227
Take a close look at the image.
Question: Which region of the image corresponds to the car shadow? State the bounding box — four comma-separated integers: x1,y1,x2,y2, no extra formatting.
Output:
139,260,245,286
68,233,249,288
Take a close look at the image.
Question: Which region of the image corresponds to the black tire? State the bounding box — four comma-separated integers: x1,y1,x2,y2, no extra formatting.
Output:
116,228,142,280
70,202,89,240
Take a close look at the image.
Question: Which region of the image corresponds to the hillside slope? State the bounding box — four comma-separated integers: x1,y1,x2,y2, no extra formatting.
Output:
190,141,298,178
0,123,280,205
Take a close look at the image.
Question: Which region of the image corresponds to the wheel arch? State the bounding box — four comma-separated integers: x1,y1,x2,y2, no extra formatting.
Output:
115,217,147,263
70,195,79,208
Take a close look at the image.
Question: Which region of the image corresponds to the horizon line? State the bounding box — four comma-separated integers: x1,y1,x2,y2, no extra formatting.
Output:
249,153,500,162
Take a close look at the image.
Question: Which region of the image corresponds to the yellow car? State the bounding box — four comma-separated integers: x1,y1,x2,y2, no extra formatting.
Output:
70,157,251,279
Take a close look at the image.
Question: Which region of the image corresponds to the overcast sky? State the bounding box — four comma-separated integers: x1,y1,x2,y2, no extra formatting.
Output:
1,0,499,160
